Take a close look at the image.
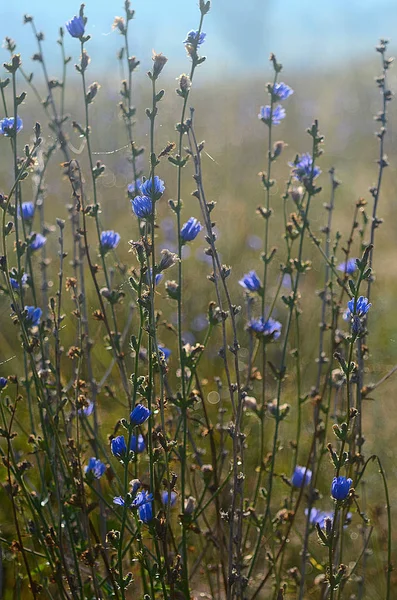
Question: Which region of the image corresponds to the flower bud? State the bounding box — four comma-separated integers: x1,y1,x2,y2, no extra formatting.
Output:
243,396,257,411
159,249,179,272
184,495,196,515
152,51,167,80
113,16,126,34
273,140,286,158
178,73,191,93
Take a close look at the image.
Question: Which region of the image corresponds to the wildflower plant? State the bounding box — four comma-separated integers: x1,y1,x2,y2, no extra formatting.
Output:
0,2,393,600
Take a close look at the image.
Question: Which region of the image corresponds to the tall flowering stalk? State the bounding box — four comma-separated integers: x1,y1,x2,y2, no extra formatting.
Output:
247,56,294,552
186,112,246,599
367,39,392,301
72,6,130,401
249,123,324,591
116,2,143,190
166,3,210,592
298,167,340,598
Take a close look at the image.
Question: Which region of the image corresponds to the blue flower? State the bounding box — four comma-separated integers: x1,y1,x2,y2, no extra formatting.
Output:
130,434,146,453
0,117,23,136
158,344,171,360
0,377,7,390
239,270,261,292
24,306,42,328
161,491,177,507
331,476,352,500
291,465,312,488
65,15,85,38
248,316,282,341
85,457,106,479
344,296,371,321
29,233,47,252
131,195,152,219
10,274,28,290
127,178,142,198
133,490,153,523
272,82,294,100
305,507,333,529
111,435,127,458
146,269,163,286
290,153,321,182
180,217,203,243
113,496,126,506
140,176,165,201
79,401,94,417
259,105,286,125
100,230,120,252
130,404,151,426
113,482,142,508
184,30,206,46
19,202,35,221
337,258,357,275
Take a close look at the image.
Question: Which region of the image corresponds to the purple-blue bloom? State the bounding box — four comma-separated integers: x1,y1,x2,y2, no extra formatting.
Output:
113,496,126,506
344,296,371,321
19,202,35,221
140,176,165,201
0,377,7,390
161,491,177,507
127,178,142,197
305,507,333,529
158,344,171,360
111,435,127,458
337,258,357,275
130,434,146,453
29,233,47,252
10,274,28,291
0,116,23,136
239,270,261,292
100,230,120,252
272,82,294,100
291,465,312,488
79,401,94,417
133,490,153,523
331,476,352,500
146,269,163,286
290,153,321,182
184,30,206,46
248,316,282,341
85,457,106,479
130,404,151,426
132,195,152,219
259,105,286,125
305,508,334,529
24,306,42,328
113,481,141,508
65,15,85,38
180,217,203,243
305,507,352,529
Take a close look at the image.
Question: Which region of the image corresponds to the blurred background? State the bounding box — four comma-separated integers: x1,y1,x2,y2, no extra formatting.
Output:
3,0,397,74
0,1,397,596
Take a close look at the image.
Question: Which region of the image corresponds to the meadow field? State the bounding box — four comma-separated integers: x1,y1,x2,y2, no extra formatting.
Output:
0,2,395,599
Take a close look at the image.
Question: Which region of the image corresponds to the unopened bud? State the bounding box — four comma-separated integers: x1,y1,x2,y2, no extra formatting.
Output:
151,51,167,80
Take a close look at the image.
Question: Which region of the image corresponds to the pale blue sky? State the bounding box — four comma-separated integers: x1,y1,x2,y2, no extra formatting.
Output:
1,0,396,76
